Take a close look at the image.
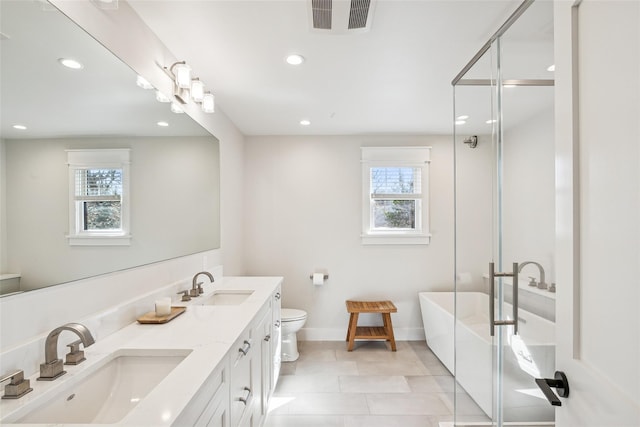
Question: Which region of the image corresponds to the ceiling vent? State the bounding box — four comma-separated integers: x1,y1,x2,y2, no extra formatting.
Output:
309,0,376,34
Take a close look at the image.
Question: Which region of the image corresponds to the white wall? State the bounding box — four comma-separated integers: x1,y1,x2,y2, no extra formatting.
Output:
503,101,556,283
243,135,456,340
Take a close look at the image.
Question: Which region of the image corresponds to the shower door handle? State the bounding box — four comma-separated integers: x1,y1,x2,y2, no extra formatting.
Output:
489,262,519,336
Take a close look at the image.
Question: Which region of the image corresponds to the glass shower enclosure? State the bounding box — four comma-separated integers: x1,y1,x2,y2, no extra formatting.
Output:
452,1,556,425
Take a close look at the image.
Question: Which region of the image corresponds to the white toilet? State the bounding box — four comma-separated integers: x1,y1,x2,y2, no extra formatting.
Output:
280,308,307,362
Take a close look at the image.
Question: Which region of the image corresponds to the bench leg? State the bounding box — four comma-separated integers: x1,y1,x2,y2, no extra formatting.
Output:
383,313,396,351
347,313,359,351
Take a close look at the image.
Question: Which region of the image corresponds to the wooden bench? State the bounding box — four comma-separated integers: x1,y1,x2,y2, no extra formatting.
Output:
345,300,397,351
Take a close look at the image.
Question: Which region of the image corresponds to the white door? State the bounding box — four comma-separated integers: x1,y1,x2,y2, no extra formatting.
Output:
555,1,640,425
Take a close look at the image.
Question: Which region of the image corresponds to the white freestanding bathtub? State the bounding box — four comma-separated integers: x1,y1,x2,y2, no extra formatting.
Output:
419,291,556,422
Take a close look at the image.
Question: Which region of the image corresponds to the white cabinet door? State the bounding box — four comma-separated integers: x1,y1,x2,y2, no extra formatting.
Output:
555,1,640,425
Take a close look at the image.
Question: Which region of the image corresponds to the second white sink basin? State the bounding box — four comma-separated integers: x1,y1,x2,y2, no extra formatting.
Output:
15,349,190,424
204,290,254,305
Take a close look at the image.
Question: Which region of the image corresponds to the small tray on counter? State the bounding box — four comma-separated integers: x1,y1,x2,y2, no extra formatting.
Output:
137,306,186,324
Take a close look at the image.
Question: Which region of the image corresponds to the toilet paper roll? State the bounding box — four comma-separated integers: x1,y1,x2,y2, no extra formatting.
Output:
312,273,325,286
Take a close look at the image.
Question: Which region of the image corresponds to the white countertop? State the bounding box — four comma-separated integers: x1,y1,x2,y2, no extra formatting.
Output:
0,276,282,426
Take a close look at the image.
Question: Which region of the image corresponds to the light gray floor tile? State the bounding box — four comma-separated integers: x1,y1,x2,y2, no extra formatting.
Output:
344,415,439,427
439,392,487,416
298,341,346,351
296,348,337,362
279,361,297,375
285,392,370,415
339,375,411,393
264,414,344,427
276,374,340,393
295,360,359,376
406,375,456,392
356,360,429,376
366,392,453,415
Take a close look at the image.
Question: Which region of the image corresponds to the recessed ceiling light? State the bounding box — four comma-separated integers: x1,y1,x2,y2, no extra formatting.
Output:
503,84,516,88
486,119,497,124
300,119,311,126
286,54,305,66
58,58,84,69
157,121,169,127
455,120,466,125
457,115,469,120
12,124,27,130
547,64,555,72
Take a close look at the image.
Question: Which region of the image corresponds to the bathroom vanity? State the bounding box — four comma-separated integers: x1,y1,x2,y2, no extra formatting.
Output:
0,276,282,427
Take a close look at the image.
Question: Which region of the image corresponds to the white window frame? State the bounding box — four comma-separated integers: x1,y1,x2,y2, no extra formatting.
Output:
361,146,431,245
66,149,131,246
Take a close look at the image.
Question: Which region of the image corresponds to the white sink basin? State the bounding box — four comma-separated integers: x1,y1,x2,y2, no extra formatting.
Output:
15,349,190,424
203,290,254,305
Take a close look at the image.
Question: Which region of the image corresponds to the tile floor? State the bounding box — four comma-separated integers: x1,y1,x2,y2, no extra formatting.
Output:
264,340,489,427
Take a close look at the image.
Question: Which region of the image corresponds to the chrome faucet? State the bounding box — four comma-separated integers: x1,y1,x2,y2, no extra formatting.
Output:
518,261,547,290
190,271,214,297
38,323,95,381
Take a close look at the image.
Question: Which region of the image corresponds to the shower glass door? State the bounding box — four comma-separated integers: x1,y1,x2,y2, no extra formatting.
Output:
452,1,555,425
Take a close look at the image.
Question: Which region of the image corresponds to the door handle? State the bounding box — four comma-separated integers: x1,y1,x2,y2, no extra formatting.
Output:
489,262,519,336
535,371,569,406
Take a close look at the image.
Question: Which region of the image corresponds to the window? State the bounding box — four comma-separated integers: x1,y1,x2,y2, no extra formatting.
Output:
67,149,131,245
361,146,431,245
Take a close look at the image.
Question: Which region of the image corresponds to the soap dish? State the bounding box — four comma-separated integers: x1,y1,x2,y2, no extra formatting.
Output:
137,306,186,324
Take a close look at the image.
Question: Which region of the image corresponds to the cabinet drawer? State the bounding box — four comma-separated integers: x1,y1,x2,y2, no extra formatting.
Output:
174,359,228,426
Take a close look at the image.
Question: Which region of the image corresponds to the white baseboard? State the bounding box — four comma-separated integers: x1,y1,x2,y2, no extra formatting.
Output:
299,327,425,341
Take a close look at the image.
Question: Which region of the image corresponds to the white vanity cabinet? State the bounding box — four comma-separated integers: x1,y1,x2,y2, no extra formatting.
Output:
173,359,230,427
271,286,282,391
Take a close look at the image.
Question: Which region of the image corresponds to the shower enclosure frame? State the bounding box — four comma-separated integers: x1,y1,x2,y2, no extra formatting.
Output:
452,0,555,426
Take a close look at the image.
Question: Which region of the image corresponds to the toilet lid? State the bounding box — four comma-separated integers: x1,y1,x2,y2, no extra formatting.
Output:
281,308,307,321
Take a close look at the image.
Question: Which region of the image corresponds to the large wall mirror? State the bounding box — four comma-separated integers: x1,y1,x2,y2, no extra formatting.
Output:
0,0,221,296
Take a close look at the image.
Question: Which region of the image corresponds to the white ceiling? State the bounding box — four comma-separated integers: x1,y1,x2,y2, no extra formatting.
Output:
128,0,554,136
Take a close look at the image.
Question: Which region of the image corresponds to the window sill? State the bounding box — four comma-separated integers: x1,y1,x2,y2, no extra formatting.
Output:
361,233,431,245
67,234,132,246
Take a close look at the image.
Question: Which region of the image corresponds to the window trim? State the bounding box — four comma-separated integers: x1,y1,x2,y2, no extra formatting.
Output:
361,146,431,245
66,149,131,246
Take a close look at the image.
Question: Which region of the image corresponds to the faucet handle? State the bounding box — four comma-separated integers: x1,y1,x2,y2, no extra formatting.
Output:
0,370,33,399
196,281,204,294
65,339,86,365
527,276,538,287
177,290,191,301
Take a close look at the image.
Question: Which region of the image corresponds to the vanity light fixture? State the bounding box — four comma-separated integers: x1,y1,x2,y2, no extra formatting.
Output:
286,54,305,65
12,124,27,130
58,58,83,70
202,93,215,113
191,78,205,103
300,119,311,126
162,61,215,112
136,75,154,90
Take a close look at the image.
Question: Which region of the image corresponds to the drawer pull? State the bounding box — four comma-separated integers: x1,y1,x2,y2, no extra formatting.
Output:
238,387,252,405
274,292,281,300
238,340,251,356
264,334,271,342
274,320,280,328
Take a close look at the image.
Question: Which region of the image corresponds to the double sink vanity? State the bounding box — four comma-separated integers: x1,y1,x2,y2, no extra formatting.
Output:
0,276,283,427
